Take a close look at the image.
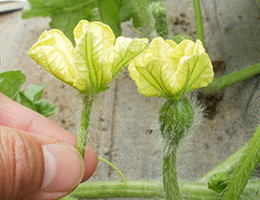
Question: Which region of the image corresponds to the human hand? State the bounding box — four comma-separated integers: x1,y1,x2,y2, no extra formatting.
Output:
0,93,98,200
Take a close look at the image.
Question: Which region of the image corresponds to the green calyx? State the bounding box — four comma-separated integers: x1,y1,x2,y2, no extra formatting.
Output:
159,97,194,147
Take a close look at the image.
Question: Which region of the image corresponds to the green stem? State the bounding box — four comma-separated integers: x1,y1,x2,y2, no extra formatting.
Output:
63,180,260,199
198,143,248,183
223,125,260,200
98,156,127,185
193,0,204,45
76,95,93,157
203,62,260,93
163,146,183,200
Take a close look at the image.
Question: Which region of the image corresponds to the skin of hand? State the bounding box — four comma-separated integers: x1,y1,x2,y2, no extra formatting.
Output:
0,93,98,200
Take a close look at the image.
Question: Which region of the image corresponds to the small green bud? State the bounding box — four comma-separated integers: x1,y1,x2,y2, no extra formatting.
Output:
159,97,194,147
208,172,229,193
152,1,169,39
152,1,167,20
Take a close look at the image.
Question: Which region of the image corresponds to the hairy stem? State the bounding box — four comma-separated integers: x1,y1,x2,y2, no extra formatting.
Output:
159,98,194,200
76,95,93,157
198,143,247,183
203,62,260,93
193,0,204,45
163,146,183,200
223,125,260,200
62,180,260,199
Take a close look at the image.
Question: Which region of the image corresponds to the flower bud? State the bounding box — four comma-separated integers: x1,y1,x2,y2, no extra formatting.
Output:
208,172,229,193
152,1,167,20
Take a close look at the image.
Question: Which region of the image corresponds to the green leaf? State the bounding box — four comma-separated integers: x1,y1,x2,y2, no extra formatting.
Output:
172,33,194,44
23,84,45,103
119,0,154,34
119,0,143,28
22,0,97,42
0,71,26,99
35,100,57,117
97,0,121,37
14,92,37,111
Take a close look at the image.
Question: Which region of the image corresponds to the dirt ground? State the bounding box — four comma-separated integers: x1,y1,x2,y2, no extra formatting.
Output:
0,0,260,199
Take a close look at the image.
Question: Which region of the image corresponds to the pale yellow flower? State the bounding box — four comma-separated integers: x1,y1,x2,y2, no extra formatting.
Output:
28,20,148,94
129,37,214,99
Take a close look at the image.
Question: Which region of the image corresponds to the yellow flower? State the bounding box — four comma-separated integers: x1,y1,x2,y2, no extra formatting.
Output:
129,37,214,99
28,20,148,94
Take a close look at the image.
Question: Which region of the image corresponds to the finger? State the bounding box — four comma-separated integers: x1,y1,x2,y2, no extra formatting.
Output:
0,126,84,200
0,93,97,181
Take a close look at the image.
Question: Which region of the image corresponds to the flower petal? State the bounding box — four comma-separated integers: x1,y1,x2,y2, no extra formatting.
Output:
185,53,214,91
73,20,114,93
148,37,175,60
130,59,171,97
107,37,148,77
28,29,79,89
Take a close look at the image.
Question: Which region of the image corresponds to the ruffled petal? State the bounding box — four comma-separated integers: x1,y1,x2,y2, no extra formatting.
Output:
73,20,114,92
28,29,80,89
107,37,148,77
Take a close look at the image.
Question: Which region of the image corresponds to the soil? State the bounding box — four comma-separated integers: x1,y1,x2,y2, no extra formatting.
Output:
197,59,225,119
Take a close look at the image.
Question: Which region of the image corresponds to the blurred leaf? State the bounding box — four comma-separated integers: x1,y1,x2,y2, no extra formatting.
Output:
97,0,121,37
23,84,45,103
35,100,57,117
22,0,97,43
172,33,193,44
14,92,37,111
0,71,26,99
23,0,156,41
119,0,146,28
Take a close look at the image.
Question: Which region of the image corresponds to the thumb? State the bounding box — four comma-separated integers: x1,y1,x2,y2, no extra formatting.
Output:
0,126,84,200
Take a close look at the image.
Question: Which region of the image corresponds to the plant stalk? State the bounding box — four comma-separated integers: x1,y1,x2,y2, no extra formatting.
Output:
62,180,260,199
76,95,93,157
223,125,260,200
163,146,182,200
193,0,204,45
203,62,260,93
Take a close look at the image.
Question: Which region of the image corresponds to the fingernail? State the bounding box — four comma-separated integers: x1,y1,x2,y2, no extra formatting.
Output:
41,144,84,192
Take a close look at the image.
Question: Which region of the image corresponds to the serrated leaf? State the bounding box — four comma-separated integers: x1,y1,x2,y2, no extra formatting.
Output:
23,84,45,103
0,71,26,99
14,92,37,111
97,0,121,37
35,100,57,117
